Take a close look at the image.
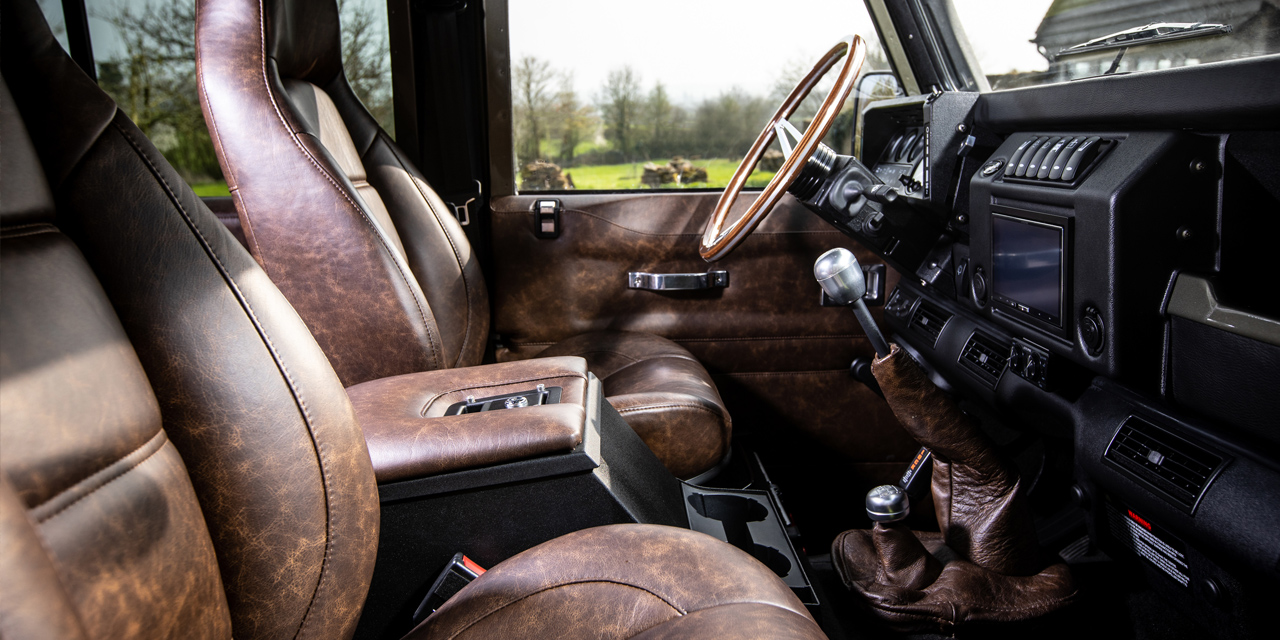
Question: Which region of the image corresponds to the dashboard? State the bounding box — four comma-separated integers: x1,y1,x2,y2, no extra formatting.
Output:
793,56,1280,636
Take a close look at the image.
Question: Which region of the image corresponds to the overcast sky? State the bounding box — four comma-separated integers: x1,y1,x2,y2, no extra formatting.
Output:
511,0,1056,104
54,0,1059,103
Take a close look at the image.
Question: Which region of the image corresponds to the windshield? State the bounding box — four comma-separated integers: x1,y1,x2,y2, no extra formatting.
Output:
950,0,1280,90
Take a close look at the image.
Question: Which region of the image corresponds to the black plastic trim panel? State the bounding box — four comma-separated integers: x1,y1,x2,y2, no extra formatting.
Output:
974,54,1280,132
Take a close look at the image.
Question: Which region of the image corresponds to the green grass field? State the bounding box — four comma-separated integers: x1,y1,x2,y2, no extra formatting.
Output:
187,157,768,196
192,182,231,197
549,158,775,190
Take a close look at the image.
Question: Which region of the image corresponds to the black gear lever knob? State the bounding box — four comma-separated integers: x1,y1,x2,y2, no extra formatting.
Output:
866,484,910,523
815,248,891,357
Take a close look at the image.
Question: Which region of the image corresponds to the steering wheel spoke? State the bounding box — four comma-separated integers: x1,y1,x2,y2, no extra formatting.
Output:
700,35,868,262
773,118,806,161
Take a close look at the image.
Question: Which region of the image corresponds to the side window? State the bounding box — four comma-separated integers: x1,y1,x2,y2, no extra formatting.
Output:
508,1,892,192
36,0,72,53
74,0,393,196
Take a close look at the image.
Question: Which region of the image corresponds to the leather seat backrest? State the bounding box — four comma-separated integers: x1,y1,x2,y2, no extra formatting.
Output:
1,3,380,638
197,0,489,387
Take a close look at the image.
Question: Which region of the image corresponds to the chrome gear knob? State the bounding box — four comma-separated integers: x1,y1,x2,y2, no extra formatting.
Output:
866,484,910,523
814,247,867,305
814,248,891,357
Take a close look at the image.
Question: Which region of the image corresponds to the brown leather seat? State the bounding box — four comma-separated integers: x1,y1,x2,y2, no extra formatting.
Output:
194,0,730,479
0,3,822,638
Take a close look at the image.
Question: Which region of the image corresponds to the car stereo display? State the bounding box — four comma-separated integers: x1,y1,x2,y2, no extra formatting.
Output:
991,214,1065,326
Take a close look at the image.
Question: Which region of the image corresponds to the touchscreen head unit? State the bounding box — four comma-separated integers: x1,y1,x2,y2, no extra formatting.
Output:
991,213,1066,327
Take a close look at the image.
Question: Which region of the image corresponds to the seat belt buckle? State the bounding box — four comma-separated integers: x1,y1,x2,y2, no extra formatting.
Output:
413,552,486,622
534,198,562,239
446,180,482,226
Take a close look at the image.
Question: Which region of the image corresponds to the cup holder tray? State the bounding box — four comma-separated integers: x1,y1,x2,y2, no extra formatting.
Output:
682,484,816,605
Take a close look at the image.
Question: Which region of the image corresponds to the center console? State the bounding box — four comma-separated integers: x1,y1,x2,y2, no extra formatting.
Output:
348,357,816,639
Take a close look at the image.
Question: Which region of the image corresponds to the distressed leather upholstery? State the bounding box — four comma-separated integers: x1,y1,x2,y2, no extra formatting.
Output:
2,4,379,637
830,344,1075,633
195,0,730,478
348,357,592,483
0,4,824,639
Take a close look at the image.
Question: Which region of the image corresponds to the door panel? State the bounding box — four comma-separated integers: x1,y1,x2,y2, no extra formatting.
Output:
489,192,917,495
491,192,897,371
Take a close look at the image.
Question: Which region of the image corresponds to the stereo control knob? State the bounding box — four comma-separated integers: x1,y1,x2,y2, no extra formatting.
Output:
1080,307,1105,354
971,267,988,307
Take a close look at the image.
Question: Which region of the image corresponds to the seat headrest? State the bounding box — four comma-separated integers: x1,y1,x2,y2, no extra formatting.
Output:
264,0,345,85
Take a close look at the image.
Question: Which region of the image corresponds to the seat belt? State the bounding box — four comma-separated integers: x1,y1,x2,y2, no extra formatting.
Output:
413,0,486,230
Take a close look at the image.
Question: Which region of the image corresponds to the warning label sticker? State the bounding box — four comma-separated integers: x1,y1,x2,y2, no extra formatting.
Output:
1106,501,1190,587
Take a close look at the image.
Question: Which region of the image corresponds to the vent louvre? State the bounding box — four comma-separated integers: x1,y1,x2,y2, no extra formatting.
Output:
960,332,1009,387
1103,417,1225,512
910,301,951,347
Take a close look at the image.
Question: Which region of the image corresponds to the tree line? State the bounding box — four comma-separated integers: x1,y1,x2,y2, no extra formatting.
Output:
92,0,394,185
513,44,890,168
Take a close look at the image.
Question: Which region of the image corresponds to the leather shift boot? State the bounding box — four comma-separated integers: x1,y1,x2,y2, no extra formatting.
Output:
873,343,1039,575
833,524,943,592
832,344,1075,632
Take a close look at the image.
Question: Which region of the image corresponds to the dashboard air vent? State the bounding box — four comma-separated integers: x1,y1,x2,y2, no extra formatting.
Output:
959,332,1009,387
1103,416,1225,512
910,301,951,347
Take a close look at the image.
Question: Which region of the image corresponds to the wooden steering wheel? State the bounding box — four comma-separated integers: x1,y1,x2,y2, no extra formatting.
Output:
700,35,868,262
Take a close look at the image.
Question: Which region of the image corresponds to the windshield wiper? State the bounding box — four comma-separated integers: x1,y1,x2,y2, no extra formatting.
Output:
1056,22,1233,59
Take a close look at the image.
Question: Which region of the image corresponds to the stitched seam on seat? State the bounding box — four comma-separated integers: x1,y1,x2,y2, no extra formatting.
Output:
282,121,444,370
615,403,723,418
420,373,588,416
225,15,352,627
644,603,818,635
0,223,59,239
443,579,685,639
556,349,640,364
377,132,479,368
249,12,442,372
602,354,702,379
112,114,336,640
34,430,168,524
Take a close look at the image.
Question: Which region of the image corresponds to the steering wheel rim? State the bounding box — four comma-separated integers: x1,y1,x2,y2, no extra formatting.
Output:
700,35,867,262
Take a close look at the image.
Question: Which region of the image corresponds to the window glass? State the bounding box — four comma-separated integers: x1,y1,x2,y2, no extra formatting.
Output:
36,0,72,53
83,0,393,196
509,0,892,191
951,0,1280,91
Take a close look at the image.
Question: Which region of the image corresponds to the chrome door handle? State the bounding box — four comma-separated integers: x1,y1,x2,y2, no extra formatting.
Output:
627,270,729,291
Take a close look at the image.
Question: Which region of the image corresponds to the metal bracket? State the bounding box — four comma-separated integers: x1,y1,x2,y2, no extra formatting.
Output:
446,179,482,226
628,270,729,291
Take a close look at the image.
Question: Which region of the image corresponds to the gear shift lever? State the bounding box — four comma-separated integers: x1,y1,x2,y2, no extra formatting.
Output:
815,248,891,357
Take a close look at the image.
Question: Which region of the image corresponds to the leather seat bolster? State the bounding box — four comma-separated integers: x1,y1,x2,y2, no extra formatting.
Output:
0,479,90,640
347,357,589,483
537,331,730,478
536,330,700,379
197,0,446,387
607,391,730,480
409,524,815,640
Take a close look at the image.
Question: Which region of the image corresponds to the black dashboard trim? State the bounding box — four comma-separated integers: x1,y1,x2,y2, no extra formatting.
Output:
974,54,1280,132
